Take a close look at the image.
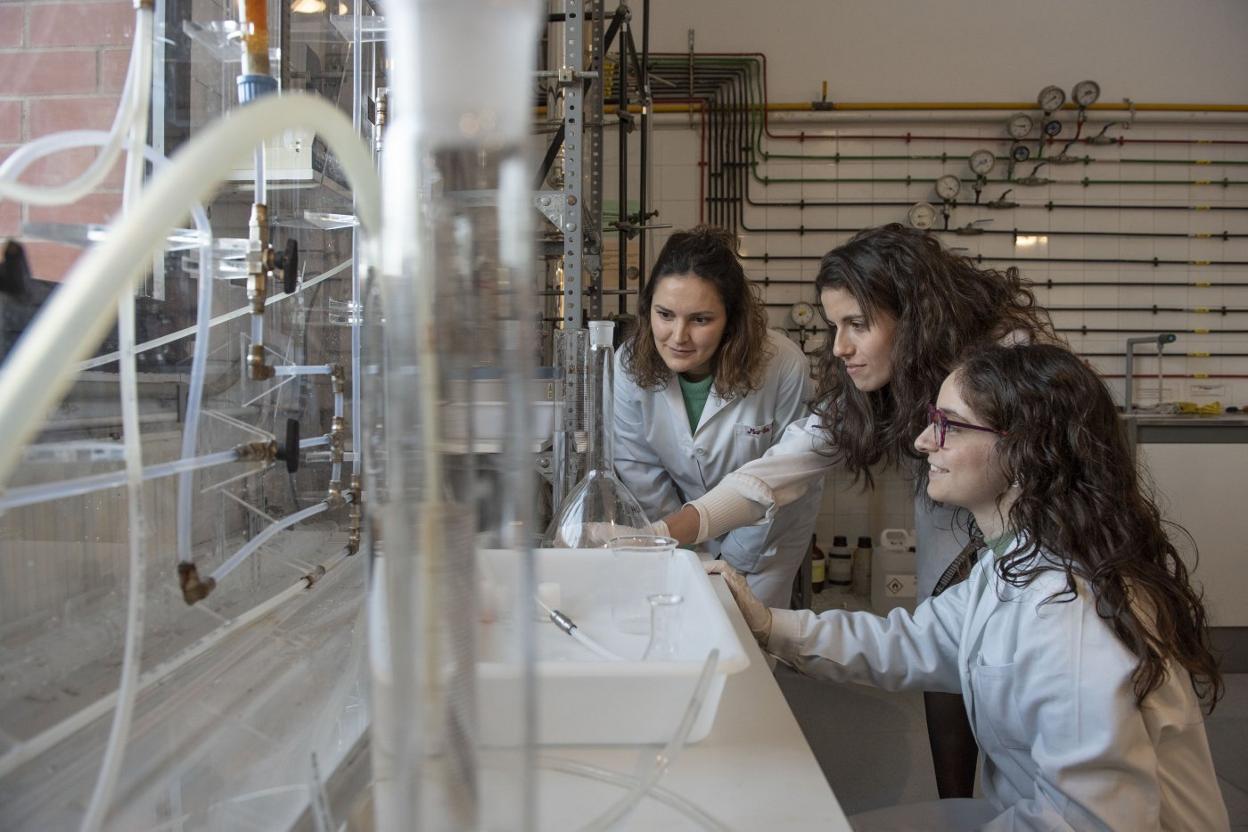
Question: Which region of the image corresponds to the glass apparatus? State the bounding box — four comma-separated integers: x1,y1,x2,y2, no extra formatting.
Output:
369,2,542,831
543,320,650,547
642,593,685,661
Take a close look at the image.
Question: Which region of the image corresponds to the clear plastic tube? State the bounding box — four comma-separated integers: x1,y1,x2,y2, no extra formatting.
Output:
537,757,732,832
0,18,141,206
274,364,334,376
0,448,240,512
0,130,215,567
254,146,267,206
0,92,381,491
80,10,153,828
78,258,348,372
208,499,334,585
0,547,352,782
578,648,721,832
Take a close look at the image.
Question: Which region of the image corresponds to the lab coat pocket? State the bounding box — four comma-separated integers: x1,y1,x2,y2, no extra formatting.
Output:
970,661,1030,751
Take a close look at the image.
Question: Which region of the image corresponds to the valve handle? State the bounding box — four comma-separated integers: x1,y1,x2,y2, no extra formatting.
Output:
275,238,299,294
275,417,300,473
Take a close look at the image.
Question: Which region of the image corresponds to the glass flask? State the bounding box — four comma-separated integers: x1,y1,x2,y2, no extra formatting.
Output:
642,593,685,661
543,320,650,547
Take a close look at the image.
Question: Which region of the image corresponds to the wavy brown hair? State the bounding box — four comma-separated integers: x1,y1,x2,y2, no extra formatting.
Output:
957,343,1222,711
625,226,771,398
812,224,1054,486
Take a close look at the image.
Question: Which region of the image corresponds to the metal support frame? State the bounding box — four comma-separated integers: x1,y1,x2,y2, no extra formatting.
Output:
559,0,584,329
585,0,606,320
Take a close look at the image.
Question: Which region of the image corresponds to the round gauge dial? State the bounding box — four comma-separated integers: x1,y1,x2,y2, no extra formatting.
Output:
1006,112,1034,139
1073,79,1101,108
969,149,996,176
1010,143,1031,162
907,201,938,230
790,301,816,327
935,174,961,201
1038,84,1066,113
1043,118,1063,137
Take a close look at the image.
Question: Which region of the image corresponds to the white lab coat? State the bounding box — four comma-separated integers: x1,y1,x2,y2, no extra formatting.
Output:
768,539,1230,831
691,412,971,601
613,330,823,606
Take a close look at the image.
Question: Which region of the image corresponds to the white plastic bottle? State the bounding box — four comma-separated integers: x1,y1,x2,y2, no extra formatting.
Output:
871,528,916,615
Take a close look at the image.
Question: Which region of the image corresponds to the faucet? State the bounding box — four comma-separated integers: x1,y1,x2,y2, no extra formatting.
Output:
1123,333,1176,413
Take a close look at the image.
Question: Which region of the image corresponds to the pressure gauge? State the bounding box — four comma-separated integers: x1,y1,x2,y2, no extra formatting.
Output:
907,201,938,230
1010,143,1031,162
1006,112,1034,139
790,301,817,327
1073,79,1101,108
1043,118,1063,137
935,174,961,202
1038,84,1066,113
969,149,996,176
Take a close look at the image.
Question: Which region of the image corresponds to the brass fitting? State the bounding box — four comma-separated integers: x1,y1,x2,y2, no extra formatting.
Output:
178,562,216,605
329,364,346,395
235,439,278,463
302,564,327,588
329,415,346,467
247,344,274,380
246,203,273,380
326,480,343,507
346,476,363,555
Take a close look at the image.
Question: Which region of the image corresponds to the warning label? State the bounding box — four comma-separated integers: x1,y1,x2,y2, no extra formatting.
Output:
884,574,916,598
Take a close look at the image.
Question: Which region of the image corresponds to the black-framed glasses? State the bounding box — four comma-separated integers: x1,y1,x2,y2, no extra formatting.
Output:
926,403,1007,449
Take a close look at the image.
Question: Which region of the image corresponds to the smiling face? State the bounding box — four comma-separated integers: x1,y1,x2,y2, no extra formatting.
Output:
914,370,1014,538
650,274,728,380
820,287,897,392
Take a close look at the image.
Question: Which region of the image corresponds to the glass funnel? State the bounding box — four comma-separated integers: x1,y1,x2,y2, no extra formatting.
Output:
543,320,650,547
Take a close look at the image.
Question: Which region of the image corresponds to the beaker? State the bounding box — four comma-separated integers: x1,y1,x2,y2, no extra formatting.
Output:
642,593,685,661
609,534,678,635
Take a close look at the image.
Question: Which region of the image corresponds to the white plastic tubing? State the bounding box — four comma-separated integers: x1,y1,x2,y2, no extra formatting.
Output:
0,131,215,567
0,14,146,205
0,92,382,494
80,6,154,829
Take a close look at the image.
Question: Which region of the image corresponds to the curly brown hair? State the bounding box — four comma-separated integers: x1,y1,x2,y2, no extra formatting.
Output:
812,224,1055,487
624,226,772,398
955,343,1223,711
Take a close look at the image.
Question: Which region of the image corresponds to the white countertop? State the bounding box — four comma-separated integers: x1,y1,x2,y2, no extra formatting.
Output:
538,577,854,830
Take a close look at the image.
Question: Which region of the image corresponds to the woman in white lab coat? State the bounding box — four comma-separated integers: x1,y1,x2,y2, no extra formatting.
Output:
711,343,1228,831
661,224,1056,797
614,226,822,608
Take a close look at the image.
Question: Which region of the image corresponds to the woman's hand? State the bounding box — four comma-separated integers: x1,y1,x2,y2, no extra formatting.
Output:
662,505,701,546
704,561,773,648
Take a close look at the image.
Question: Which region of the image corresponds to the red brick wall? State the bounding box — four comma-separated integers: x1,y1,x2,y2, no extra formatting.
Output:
1,1,135,282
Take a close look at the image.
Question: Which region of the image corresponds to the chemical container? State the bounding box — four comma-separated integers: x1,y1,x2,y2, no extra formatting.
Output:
871,529,916,615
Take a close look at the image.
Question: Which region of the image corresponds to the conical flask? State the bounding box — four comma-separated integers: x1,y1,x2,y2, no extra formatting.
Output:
544,320,651,547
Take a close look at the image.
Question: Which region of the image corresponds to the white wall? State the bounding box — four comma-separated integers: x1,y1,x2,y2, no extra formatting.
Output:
596,0,1248,575
646,0,1248,103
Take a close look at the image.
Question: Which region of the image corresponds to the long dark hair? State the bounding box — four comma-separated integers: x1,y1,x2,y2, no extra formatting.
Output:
625,225,771,397
957,343,1222,711
812,224,1053,487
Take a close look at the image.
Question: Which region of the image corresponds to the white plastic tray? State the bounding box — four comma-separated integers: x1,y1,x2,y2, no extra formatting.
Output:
477,547,750,746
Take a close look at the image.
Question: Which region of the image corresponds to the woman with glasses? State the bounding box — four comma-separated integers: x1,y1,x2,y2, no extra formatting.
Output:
613,226,822,607
710,343,1228,830
661,223,1054,797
